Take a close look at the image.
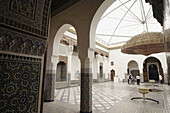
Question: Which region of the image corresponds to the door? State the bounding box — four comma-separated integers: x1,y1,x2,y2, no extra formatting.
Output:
111,70,115,81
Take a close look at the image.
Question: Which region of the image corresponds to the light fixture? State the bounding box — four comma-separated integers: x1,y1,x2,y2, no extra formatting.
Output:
121,32,165,55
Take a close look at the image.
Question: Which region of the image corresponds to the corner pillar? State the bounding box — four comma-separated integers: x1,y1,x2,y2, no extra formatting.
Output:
79,48,94,113
44,55,59,101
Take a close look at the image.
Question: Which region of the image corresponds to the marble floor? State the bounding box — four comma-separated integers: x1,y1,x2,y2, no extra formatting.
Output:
43,82,170,113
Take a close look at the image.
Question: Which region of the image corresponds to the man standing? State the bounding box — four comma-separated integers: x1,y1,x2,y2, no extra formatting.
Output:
136,75,140,85
159,74,163,84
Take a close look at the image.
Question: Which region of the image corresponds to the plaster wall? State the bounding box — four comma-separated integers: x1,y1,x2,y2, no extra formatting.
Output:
93,58,98,79
71,53,81,80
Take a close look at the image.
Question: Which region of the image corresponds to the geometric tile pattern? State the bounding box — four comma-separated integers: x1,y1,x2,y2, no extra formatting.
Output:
9,0,37,19
55,82,133,113
44,70,56,101
0,54,42,113
80,68,92,113
0,0,51,37
54,82,170,113
0,28,46,56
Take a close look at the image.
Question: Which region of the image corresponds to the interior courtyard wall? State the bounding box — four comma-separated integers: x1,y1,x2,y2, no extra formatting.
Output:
109,48,168,83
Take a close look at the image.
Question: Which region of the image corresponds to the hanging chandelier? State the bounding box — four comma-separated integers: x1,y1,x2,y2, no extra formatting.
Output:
121,32,165,55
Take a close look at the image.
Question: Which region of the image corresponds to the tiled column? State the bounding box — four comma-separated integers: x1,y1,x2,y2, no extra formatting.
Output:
44,70,56,101
80,58,92,113
44,55,58,101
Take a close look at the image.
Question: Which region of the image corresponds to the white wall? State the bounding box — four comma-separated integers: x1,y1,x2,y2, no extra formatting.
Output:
71,53,81,80
92,54,109,80
59,44,69,56
109,48,168,82
93,58,98,79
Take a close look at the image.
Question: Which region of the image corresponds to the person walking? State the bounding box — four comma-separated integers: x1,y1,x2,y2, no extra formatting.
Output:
127,74,130,84
136,75,140,85
128,74,132,84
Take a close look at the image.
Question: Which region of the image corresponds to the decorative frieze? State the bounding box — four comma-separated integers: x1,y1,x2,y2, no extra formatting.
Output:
0,29,46,56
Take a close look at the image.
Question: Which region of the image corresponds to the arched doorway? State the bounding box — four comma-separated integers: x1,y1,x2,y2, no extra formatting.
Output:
128,60,139,78
111,69,115,81
143,57,164,82
149,64,159,81
45,24,78,100
57,61,67,82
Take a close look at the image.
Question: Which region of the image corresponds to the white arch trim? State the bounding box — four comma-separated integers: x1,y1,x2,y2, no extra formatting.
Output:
128,60,139,69
90,0,116,49
53,24,73,56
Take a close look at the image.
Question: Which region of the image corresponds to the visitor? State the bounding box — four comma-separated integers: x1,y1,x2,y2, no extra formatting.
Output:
127,74,130,84
136,75,140,85
159,74,163,84
129,74,132,84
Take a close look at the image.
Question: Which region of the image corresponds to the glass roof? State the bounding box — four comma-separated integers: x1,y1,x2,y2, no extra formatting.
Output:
95,0,163,47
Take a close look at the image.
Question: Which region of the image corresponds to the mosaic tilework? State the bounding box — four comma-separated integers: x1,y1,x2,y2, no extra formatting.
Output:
55,82,134,113
53,82,170,113
0,27,46,56
0,0,51,37
80,68,92,113
0,54,42,113
9,0,37,19
44,70,56,101
0,1,51,113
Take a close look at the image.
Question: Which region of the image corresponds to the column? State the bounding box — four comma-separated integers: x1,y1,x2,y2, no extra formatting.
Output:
67,45,73,86
44,55,59,101
164,0,170,85
96,54,100,82
79,48,94,113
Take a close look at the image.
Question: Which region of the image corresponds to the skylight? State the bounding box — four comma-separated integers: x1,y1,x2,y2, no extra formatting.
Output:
96,0,162,47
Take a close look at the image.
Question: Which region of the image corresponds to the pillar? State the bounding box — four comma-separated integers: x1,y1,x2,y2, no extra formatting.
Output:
79,48,94,113
68,45,73,86
163,0,170,85
44,55,58,101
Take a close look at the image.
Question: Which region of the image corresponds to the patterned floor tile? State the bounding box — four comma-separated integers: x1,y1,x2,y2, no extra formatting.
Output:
44,82,170,113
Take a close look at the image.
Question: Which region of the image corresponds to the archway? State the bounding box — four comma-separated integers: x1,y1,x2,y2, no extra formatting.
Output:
111,69,115,81
44,24,78,100
143,57,164,82
128,60,139,78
